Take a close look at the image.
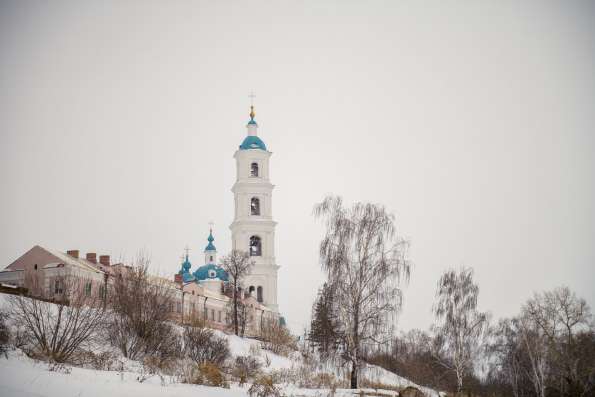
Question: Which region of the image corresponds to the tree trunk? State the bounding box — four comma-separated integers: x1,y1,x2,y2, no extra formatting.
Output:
233,288,239,336
351,359,358,389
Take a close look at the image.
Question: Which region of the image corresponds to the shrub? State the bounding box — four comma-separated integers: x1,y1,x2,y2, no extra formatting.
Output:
259,318,297,357
74,350,118,370
233,355,262,385
310,373,339,390
8,276,106,364
0,311,9,357
191,362,228,388
183,326,230,367
248,375,282,397
107,259,177,361
360,378,402,392
400,386,425,397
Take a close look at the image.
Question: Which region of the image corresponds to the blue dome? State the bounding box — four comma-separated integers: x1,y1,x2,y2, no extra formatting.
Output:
193,264,228,282
178,256,196,283
239,135,267,151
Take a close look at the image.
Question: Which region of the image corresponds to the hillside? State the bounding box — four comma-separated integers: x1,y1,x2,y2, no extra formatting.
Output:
0,293,439,397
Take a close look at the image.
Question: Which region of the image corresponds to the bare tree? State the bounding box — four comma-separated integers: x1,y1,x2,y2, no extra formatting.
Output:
107,255,179,361
8,274,106,363
432,267,489,393
314,195,411,389
220,250,254,337
523,287,593,397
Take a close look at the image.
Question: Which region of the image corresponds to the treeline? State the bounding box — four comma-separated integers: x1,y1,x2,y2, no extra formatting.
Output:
311,267,595,396
308,195,594,396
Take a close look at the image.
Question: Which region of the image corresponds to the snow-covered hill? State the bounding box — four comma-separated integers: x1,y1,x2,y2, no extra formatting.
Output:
0,293,439,396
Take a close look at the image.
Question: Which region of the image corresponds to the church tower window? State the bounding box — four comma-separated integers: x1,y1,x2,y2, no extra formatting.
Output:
251,197,260,215
250,162,259,177
257,286,263,303
249,235,262,256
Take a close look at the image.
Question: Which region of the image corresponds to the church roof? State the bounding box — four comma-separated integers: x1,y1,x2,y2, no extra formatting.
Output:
205,230,216,252
193,263,228,282
240,105,267,151
239,135,267,151
178,254,196,282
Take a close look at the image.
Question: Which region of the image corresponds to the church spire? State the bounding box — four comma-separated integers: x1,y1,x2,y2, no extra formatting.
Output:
247,92,258,128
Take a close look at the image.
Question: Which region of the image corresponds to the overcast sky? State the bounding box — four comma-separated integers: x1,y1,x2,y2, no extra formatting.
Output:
1,1,594,333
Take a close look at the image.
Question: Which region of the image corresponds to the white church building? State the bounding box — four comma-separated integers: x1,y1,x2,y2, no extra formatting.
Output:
173,105,282,329
0,106,283,335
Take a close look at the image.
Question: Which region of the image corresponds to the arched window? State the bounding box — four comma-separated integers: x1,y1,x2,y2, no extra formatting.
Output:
249,235,262,256
250,162,259,177
251,197,260,215
257,286,263,303
249,286,255,295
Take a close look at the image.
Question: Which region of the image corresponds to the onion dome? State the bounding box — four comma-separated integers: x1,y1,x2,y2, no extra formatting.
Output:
193,263,229,282
178,254,196,283
205,229,216,252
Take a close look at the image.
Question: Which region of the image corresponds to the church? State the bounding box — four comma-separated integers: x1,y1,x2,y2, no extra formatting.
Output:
0,105,282,335
174,105,280,323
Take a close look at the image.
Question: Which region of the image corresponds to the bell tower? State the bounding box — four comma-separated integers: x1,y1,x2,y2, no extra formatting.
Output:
230,105,279,312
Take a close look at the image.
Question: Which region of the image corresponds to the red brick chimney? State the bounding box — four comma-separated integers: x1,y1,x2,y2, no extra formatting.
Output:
67,250,79,259
86,252,97,264
99,255,110,266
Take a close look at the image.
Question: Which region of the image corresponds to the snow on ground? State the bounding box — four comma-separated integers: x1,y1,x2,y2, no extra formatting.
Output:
0,293,439,396
0,349,248,397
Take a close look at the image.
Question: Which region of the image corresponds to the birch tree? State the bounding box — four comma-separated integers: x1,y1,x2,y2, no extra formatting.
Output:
314,195,411,389
432,267,489,392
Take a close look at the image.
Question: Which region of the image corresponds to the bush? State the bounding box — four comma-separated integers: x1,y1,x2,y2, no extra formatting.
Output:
183,326,230,367
8,277,106,364
259,319,297,357
74,350,118,370
400,386,425,397
191,362,228,388
309,373,339,390
107,260,178,361
248,375,282,397
360,378,402,392
233,355,262,385
0,311,9,357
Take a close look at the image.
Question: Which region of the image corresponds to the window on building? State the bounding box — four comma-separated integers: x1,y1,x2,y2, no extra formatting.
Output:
99,285,106,299
251,197,260,216
211,309,215,321
249,235,262,256
84,282,92,297
210,255,213,262
204,307,208,320
191,303,195,313
257,286,263,303
249,286,255,296
34,264,37,270
218,311,222,323
250,162,259,177
176,302,182,313
54,279,63,294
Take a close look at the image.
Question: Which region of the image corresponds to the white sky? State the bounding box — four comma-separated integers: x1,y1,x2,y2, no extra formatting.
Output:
1,1,594,333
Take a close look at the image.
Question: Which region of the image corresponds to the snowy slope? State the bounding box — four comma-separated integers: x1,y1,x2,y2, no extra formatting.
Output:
0,293,439,396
